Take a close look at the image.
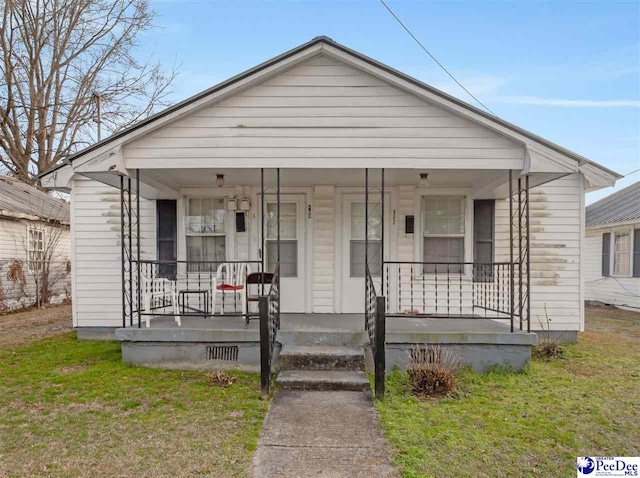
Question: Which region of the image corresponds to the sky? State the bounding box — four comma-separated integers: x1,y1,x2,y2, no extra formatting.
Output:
141,0,639,204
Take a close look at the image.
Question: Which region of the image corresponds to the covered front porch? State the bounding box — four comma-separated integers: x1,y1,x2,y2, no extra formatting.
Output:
104,165,542,327
106,164,539,381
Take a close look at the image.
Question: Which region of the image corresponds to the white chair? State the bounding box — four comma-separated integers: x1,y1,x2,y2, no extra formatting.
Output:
140,271,179,327
212,262,250,317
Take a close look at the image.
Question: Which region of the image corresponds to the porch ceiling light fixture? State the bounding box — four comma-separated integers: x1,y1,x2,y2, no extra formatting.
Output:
215,174,225,187
419,173,430,188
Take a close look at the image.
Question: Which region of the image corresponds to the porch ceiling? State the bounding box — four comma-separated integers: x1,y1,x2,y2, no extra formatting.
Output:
141,167,507,189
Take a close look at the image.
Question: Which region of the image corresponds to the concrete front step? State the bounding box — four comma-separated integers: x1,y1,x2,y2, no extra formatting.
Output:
279,345,365,371
277,370,370,392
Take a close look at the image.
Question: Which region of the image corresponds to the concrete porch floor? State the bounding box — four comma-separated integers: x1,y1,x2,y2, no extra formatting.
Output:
124,312,516,334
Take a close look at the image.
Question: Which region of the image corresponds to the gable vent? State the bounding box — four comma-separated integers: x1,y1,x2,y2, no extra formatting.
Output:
206,345,238,362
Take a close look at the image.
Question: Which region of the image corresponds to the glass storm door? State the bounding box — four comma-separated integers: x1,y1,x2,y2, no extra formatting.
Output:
341,194,390,313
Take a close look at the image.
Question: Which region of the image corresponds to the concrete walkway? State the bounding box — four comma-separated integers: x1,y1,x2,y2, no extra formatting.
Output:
252,391,399,478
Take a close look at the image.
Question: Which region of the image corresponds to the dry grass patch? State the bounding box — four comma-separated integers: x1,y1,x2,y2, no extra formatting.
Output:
0,303,72,347
0,333,269,477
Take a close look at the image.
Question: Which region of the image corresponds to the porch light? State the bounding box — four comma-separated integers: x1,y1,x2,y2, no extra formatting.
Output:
419,173,430,188
216,174,225,187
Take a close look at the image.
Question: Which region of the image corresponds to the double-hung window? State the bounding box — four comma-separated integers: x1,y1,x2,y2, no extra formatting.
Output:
423,196,465,273
185,198,226,270
613,231,630,275
27,225,45,272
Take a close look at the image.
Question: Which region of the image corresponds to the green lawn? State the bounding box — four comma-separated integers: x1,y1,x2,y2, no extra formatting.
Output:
0,333,269,477
376,306,640,478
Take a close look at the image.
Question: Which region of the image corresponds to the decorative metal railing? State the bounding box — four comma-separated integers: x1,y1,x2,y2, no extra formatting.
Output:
126,259,263,327
259,264,280,398
383,261,526,331
365,265,385,400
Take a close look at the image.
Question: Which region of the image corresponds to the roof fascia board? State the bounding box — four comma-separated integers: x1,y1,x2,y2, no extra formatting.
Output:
40,163,73,191
587,218,640,229
580,163,617,191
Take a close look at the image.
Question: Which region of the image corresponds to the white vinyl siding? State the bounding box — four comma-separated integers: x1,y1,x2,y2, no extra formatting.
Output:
495,173,583,332
71,177,156,327
313,186,335,313
125,55,524,170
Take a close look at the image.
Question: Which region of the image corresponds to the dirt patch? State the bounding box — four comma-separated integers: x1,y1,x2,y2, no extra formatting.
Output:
585,305,640,339
0,304,72,347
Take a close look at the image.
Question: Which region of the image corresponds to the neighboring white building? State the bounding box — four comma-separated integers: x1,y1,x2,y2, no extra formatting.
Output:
41,37,621,340
585,181,640,310
0,176,71,311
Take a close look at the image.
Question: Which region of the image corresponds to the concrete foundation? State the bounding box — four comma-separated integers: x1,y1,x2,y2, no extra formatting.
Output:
77,327,118,341
533,330,578,343
120,341,262,371
115,314,538,373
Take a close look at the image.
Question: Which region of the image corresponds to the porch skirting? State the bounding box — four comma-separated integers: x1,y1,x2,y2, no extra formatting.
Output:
114,314,538,373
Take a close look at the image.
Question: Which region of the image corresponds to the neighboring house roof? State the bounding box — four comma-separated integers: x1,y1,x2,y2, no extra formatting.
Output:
0,176,70,223
586,181,640,227
39,35,621,182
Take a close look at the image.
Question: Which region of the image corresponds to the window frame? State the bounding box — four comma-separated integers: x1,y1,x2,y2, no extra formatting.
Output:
416,191,473,276
611,227,633,277
600,225,635,278
184,196,228,265
26,224,46,272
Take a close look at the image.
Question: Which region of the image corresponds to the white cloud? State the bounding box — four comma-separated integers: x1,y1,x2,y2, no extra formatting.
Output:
492,96,640,108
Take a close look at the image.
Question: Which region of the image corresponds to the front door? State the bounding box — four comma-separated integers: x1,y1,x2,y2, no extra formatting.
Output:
341,194,390,313
264,195,306,313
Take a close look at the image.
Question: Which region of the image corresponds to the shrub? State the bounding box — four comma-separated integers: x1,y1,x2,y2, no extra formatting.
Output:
535,304,564,360
406,345,461,398
207,371,236,388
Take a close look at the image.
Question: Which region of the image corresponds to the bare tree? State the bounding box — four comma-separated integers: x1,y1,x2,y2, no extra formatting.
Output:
0,0,176,184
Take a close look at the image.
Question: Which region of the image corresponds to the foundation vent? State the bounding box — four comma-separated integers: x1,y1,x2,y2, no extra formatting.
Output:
206,345,239,362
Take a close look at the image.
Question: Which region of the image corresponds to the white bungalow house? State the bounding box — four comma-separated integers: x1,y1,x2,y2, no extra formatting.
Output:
0,176,71,311
40,37,621,374
584,181,640,310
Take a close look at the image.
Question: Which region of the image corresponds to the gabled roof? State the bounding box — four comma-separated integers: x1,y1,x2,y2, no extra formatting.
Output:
586,181,640,227
40,36,621,181
0,176,70,223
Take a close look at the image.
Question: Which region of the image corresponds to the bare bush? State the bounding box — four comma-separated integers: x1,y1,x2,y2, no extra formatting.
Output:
406,345,462,397
207,371,236,388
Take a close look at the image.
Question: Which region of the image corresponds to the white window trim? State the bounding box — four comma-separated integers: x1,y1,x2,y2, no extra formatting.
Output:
414,188,474,277
183,196,230,265
26,224,46,271
609,226,635,278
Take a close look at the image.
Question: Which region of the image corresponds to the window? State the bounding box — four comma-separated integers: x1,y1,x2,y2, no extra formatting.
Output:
423,196,465,273
185,198,226,269
473,200,494,281
157,200,177,279
265,202,298,277
602,233,611,277
27,225,45,271
613,231,630,275
350,201,382,277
